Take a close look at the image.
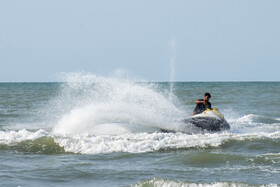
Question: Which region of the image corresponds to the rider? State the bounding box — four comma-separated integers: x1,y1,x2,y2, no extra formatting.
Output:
192,93,212,115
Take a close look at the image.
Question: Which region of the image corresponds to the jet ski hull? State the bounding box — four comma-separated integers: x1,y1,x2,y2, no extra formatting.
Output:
185,108,230,132
183,116,230,132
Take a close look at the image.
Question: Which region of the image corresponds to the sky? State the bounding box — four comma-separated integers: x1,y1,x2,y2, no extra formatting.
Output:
0,0,280,82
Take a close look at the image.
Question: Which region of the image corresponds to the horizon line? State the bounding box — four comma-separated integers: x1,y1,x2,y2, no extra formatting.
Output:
0,80,279,83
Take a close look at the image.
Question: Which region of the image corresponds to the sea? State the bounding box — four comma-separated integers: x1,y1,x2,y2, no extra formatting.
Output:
0,73,279,187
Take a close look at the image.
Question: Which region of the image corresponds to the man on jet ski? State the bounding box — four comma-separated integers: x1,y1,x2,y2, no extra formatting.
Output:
192,93,212,116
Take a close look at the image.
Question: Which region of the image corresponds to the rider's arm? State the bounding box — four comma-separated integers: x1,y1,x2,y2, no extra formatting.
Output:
195,99,203,104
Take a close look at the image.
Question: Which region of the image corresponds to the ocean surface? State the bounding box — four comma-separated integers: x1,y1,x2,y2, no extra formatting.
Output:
0,74,279,187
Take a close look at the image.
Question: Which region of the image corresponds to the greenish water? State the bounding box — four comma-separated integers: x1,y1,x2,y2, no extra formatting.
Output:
0,77,279,186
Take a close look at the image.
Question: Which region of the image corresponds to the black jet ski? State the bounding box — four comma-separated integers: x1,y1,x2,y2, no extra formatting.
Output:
184,108,230,132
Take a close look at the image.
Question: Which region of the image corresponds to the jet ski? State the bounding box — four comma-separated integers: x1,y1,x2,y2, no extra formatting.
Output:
184,108,230,132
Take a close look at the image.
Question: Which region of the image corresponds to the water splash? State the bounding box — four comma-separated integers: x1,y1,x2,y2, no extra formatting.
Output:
53,72,185,135
169,37,176,102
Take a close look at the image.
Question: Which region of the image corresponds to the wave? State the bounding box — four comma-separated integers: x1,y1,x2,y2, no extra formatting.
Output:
227,114,280,134
54,131,280,154
232,114,280,125
129,178,278,187
0,136,65,154
1,129,279,154
172,151,280,166
0,129,65,154
0,129,47,144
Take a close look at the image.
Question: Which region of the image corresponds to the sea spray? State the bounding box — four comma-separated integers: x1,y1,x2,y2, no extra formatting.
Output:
53,72,185,135
169,37,176,102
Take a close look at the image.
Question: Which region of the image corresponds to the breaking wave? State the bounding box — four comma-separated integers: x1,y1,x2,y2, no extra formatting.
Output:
0,129,279,154
129,178,278,187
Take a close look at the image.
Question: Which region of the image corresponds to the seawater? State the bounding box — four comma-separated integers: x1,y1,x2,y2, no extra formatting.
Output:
0,74,279,187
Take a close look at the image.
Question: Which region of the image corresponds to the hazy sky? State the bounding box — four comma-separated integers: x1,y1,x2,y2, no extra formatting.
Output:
1,0,279,82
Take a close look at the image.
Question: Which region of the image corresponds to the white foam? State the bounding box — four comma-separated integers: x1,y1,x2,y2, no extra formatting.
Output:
228,114,263,128
52,131,280,154
0,129,47,144
131,178,278,187
54,132,225,154
231,114,280,125
228,114,280,134
1,128,279,154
